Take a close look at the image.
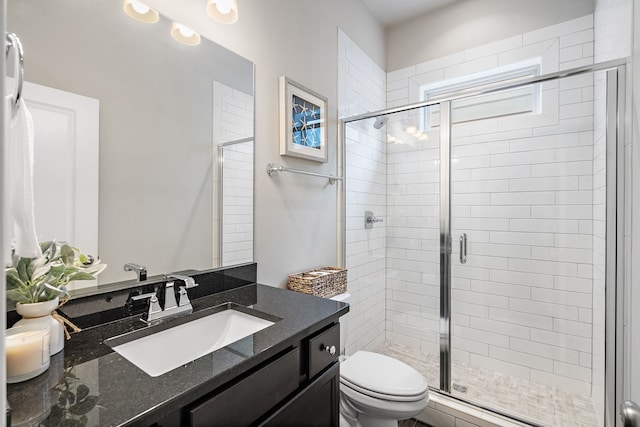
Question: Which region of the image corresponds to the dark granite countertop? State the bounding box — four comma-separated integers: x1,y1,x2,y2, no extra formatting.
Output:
7,283,348,427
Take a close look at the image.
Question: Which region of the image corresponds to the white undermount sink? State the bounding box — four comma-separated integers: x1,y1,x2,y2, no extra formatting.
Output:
106,306,276,377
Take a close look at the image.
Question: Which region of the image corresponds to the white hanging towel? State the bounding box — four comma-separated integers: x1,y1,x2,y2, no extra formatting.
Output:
8,97,42,259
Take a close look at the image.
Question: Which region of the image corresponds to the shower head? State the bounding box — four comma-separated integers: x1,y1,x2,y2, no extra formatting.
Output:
373,116,389,129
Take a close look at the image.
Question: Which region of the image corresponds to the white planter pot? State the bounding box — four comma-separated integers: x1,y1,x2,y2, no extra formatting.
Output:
15,297,64,355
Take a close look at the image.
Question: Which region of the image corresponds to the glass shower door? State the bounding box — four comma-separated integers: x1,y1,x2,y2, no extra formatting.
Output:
344,104,442,389
448,72,608,426
384,105,443,389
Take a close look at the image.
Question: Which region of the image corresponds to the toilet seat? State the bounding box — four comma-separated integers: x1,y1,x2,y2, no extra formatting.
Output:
340,351,429,402
341,377,429,402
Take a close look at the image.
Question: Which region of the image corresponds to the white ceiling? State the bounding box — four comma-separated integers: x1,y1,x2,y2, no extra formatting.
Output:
361,0,461,27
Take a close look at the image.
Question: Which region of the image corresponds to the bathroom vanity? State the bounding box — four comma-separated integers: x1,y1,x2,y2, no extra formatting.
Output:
6,264,348,426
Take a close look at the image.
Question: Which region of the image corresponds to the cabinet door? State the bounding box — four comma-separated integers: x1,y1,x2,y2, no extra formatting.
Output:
190,347,300,427
261,362,340,427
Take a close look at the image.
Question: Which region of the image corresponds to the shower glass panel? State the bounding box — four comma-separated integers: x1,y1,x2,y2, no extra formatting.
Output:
449,72,606,426
344,105,442,388
219,138,254,267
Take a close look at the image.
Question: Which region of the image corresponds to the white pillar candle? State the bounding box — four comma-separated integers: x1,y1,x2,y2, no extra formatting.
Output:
6,327,51,383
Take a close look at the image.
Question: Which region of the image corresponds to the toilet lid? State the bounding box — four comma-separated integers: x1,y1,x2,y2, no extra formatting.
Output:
340,351,428,398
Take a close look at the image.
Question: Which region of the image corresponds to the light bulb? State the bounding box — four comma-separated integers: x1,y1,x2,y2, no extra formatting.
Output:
123,0,159,24
171,22,201,46
131,0,150,14
177,24,194,37
216,0,233,14
207,0,238,24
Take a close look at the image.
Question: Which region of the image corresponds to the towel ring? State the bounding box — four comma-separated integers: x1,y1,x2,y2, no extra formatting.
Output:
5,32,24,112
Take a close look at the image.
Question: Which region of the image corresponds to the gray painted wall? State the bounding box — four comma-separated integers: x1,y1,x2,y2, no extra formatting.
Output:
386,0,596,71
147,0,385,287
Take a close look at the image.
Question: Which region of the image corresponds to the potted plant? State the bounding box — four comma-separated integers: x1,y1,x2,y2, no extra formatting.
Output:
6,240,106,354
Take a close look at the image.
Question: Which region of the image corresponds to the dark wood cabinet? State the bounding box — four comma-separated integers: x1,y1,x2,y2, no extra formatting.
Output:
153,322,341,427
307,324,340,378
260,362,340,427
190,347,300,427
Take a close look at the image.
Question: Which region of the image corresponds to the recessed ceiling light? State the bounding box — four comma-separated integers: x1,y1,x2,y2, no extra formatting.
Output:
171,22,201,46
206,0,238,24
123,0,159,24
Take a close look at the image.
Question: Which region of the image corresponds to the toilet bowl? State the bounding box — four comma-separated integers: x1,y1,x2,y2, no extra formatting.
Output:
330,293,429,427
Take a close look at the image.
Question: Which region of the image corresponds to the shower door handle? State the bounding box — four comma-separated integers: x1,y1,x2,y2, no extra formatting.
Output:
459,233,468,264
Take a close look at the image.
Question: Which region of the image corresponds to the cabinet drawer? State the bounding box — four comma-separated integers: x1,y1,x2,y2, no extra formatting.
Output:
190,347,300,427
308,324,340,379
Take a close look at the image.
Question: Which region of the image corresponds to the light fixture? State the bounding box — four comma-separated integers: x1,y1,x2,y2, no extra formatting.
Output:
416,131,429,141
123,0,159,24
171,22,201,46
206,0,238,24
405,124,418,135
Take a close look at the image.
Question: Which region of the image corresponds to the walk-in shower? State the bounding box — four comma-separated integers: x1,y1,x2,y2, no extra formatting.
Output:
339,59,626,427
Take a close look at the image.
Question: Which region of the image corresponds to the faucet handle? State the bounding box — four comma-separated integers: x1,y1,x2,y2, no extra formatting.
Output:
164,281,179,311
164,274,198,289
131,292,162,322
177,286,192,308
164,274,197,311
131,292,156,301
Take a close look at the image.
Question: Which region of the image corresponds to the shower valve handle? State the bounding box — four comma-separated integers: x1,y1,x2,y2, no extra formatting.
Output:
364,210,383,229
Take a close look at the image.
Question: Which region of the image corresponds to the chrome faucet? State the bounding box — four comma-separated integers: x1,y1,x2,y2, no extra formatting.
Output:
124,262,147,281
163,274,199,312
133,274,199,323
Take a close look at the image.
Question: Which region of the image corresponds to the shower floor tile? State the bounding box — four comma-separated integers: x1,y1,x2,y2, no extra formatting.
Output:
375,342,599,427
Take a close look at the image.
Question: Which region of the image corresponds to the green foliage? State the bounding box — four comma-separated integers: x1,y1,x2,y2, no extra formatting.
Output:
5,241,107,304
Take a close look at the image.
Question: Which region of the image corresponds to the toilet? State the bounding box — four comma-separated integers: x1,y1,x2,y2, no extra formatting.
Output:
330,293,429,427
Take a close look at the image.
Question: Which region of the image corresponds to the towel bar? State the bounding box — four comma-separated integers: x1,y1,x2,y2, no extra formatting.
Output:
266,163,343,185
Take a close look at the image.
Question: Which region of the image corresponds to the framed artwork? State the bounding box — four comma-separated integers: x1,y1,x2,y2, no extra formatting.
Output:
279,76,328,162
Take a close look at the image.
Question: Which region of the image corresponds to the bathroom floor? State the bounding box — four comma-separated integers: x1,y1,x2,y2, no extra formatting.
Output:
399,419,430,427
376,342,599,427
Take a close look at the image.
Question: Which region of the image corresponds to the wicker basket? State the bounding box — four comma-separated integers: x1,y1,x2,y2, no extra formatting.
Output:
288,267,347,298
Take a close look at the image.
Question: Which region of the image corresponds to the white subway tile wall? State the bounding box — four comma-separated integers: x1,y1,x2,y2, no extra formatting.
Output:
212,82,254,267
339,29,387,355
220,141,254,265
213,82,254,144
338,11,626,424
384,15,598,399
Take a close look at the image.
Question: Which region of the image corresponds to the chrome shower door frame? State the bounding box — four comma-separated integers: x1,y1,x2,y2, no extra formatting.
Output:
339,59,627,427
605,66,626,427
439,100,452,392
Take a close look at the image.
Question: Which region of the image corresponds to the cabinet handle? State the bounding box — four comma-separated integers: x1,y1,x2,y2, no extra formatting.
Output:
322,344,336,355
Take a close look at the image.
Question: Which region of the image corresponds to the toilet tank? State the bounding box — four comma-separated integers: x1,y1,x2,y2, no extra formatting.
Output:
330,293,350,354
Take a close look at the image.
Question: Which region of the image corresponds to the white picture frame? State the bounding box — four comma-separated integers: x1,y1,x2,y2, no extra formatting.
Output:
279,76,328,163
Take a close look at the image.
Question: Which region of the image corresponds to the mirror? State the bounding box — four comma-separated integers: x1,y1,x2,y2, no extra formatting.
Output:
218,138,254,267
7,0,255,285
